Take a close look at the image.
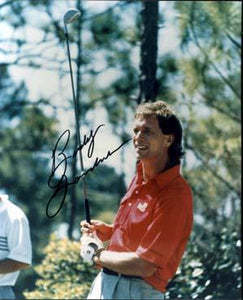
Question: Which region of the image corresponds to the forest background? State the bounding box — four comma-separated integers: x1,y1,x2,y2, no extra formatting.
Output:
0,1,241,299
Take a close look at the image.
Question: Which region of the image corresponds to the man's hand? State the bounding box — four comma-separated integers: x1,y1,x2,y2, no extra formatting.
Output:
80,235,104,264
80,219,113,241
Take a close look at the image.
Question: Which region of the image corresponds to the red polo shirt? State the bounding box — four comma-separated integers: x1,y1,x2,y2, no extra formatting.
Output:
100,163,193,292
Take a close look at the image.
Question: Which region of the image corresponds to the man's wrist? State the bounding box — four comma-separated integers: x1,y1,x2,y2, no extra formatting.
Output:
93,248,105,264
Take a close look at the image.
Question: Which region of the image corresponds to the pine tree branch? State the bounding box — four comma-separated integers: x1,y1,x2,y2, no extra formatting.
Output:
187,182,219,223
82,1,128,22
190,3,241,100
226,31,241,50
185,142,241,198
199,93,241,123
0,99,53,115
0,0,15,9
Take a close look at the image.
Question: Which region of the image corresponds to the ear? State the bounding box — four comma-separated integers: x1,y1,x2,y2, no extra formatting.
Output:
165,134,174,147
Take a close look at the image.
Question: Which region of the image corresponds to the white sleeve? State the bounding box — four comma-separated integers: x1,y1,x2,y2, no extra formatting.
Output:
7,214,32,265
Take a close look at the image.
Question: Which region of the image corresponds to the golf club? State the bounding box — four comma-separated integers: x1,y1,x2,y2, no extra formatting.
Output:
63,8,91,224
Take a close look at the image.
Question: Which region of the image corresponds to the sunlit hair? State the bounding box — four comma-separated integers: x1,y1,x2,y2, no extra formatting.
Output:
135,100,185,166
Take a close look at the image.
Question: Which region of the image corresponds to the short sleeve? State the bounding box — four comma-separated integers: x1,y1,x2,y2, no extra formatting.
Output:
136,195,192,268
7,214,32,265
95,225,113,242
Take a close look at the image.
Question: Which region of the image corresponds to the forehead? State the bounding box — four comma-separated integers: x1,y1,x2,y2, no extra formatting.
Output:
133,115,159,129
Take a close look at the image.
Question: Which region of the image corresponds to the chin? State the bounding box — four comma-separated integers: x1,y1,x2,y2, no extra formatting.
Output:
137,155,149,162
136,151,150,161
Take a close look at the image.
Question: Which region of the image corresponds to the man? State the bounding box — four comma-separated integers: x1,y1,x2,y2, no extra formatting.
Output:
0,194,32,299
81,100,193,299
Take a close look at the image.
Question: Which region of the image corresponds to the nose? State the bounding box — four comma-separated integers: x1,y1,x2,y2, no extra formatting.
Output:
133,130,144,142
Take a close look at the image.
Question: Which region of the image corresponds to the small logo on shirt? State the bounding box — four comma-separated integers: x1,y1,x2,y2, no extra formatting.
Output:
137,202,148,213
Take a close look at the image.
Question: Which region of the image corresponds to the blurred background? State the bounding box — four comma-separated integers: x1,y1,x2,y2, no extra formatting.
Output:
0,1,241,299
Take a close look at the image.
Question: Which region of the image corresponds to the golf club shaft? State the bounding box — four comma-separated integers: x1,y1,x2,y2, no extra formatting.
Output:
64,24,91,224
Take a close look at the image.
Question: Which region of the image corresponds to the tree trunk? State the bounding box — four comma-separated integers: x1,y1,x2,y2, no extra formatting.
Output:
138,1,159,104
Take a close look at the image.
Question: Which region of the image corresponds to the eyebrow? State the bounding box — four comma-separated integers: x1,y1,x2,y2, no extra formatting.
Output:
133,125,153,131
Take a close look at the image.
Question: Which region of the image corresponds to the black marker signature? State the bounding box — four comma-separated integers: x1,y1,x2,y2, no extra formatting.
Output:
47,125,131,218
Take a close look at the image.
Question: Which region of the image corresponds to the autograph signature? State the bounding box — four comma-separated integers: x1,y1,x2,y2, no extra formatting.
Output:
47,124,131,218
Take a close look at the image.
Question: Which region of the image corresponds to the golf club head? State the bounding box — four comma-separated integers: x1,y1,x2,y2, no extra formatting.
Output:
63,8,81,25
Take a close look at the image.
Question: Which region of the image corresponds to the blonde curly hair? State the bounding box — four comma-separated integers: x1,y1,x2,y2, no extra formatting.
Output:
135,100,176,119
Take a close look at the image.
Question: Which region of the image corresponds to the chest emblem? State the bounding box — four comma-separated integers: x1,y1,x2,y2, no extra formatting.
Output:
137,202,148,213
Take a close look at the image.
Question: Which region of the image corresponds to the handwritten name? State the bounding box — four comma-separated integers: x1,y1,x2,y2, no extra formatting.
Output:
47,125,131,218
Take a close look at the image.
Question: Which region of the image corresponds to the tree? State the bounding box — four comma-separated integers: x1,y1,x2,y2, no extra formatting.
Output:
173,1,241,227
1,1,241,298
166,227,241,299
165,2,241,298
0,2,131,296
0,0,135,237
138,0,159,103
23,234,98,299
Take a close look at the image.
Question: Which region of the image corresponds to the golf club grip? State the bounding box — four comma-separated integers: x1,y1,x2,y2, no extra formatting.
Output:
84,198,91,224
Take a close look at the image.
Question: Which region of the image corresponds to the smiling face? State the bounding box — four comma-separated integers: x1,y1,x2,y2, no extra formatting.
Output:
133,115,174,165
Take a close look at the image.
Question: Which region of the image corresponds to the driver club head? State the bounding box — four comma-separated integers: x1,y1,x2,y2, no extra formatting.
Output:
63,8,81,25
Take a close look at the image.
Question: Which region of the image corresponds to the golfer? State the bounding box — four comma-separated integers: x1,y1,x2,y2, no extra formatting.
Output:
81,100,193,299
0,194,32,299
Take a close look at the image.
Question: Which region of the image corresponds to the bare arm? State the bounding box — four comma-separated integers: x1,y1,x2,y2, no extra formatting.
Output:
0,258,30,274
94,250,156,278
81,220,156,276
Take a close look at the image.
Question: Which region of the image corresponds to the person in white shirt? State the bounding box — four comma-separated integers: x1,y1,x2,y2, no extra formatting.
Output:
0,194,32,299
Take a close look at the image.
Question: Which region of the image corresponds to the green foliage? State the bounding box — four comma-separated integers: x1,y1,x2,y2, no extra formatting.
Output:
96,210,115,224
61,164,126,234
182,111,241,227
85,2,139,129
0,103,60,261
166,226,241,299
173,1,241,236
87,164,126,195
157,54,180,103
0,1,241,299
0,66,28,122
175,2,241,51
24,234,98,299
90,10,123,46
24,227,241,299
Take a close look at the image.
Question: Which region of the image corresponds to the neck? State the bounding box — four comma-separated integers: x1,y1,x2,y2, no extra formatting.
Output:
141,156,170,182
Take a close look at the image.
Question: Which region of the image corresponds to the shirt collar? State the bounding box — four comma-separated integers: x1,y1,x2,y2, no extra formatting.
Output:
137,162,181,189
